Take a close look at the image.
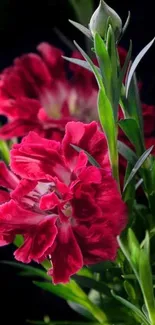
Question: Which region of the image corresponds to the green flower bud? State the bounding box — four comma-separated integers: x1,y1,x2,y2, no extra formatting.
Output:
89,0,122,40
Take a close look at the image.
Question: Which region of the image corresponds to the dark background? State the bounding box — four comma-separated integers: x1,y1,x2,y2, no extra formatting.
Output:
0,0,155,324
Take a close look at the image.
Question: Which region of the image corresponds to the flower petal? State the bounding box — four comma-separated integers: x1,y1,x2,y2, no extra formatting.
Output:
10,131,70,183
49,224,83,284
75,223,117,264
0,161,19,190
14,215,58,263
62,121,110,170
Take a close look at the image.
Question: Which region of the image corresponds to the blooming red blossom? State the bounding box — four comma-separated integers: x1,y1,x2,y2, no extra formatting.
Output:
0,121,127,283
0,44,99,140
0,43,128,140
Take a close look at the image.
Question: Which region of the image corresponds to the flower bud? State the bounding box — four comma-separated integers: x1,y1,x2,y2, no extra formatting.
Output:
89,0,122,40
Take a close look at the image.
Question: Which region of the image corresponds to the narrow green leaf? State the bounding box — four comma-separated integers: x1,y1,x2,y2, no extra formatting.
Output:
122,12,131,36
106,25,118,118
98,88,118,182
119,41,132,87
117,140,137,165
73,275,110,295
135,178,143,190
94,32,112,100
34,281,108,324
89,261,116,273
123,163,136,207
1,261,50,280
142,231,150,257
127,73,144,135
73,41,103,89
54,28,75,50
77,267,93,278
67,301,95,320
111,290,150,325
70,144,100,168
124,280,136,301
117,235,140,282
118,118,145,155
126,37,155,97
128,229,140,269
34,280,87,303
62,56,98,73
123,146,154,191
69,20,92,39
139,250,155,320
106,25,117,83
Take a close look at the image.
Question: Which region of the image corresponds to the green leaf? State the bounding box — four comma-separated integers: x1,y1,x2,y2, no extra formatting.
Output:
139,249,155,321
67,301,95,320
111,290,150,325
34,281,108,324
34,280,87,302
126,37,155,97
89,261,116,273
122,12,131,37
73,41,103,89
70,144,101,167
77,267,93,278
69,20,92,39
62,56,98,73
117,140,137,165
1,261,50,280
119,41,132,86
120,75,144,135
117,235,140,282
118,118,144,155
124,280,136,301
123,163,136,208
54,28,75,51
123,146,154,191
73,275,110,295
135,178,143,190
106,25,118,118
127,229,140,269
98,88,118,181
94,32,112,101
142,231,150,256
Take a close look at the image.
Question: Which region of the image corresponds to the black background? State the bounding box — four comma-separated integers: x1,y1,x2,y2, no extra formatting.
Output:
0,0,155,324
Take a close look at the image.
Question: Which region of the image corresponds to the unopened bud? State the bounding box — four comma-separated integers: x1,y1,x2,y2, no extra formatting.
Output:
89,0,122,40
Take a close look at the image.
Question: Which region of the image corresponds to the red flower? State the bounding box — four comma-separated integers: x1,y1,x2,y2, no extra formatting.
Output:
0,44,73,140
0,44,98,140
0,44,128,140
0,121,127,283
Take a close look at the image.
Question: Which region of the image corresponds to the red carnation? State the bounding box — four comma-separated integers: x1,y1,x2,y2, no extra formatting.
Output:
0,121,127,283
0,44,128,140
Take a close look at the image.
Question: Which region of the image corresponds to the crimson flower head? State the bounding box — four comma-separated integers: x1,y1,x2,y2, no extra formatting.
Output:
0,43,128,141
0,121,127,283
0,44,99,140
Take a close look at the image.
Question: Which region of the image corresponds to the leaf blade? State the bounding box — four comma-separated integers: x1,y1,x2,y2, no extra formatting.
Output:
126,38,155,97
